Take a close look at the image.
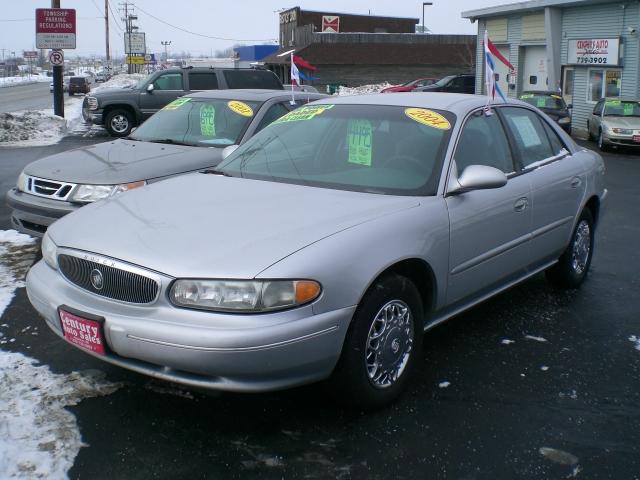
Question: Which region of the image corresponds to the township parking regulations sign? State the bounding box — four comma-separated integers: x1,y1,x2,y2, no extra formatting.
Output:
36,8,76,49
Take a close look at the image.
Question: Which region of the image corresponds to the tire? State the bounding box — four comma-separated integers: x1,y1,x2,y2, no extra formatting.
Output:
598,130,608,152
587,122,594,141
105,109,134,137
546,209,595,289
330,274,423,410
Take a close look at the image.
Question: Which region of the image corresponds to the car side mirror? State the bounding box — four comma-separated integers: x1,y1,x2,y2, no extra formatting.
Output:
448,164,508,195
567,103,573,109
146,83,154,93
221,144,239,159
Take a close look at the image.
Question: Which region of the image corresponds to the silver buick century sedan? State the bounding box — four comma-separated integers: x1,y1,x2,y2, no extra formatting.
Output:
26,93,607,409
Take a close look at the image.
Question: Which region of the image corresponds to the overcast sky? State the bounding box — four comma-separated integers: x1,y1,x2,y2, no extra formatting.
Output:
2,0,520,58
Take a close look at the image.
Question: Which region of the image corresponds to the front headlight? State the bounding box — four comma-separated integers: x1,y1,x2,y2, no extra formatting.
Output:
170,279,322,312
71,181,145,203
16,171,28,192
612,127,633,134
557,117,570,125
41,232,58,270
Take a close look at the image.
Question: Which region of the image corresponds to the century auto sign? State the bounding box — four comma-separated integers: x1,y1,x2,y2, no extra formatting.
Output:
567,38,620,66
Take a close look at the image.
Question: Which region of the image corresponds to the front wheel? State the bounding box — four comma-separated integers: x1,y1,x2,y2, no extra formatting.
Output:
598,130,608,152
546,209,595,289
330,274,423,410
105,109,134,137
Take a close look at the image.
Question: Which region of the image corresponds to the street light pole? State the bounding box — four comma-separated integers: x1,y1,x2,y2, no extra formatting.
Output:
161,41,171,63
422,2,433,34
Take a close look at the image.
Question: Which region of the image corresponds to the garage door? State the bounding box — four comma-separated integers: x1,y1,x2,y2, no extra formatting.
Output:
522,46,547,91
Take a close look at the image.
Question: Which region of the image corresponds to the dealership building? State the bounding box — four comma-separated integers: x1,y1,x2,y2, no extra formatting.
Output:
463,0,639,135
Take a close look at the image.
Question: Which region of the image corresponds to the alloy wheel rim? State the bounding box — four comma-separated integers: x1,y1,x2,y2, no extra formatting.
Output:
111,115,129,133
365,299,413,389
571,220,591,275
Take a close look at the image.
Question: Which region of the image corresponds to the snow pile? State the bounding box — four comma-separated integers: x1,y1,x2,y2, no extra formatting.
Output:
0,353,122,479
337,83,392,96
0,75,51,88
91,73,145,93
0,229,36,314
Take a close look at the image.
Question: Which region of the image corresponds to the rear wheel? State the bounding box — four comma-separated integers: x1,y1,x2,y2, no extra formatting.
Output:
546,209,594,289
105,108,134,137
330,274,423,410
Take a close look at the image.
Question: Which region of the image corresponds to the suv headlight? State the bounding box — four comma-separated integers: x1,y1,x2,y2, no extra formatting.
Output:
71,181,145,203
170,279,322,313
41,232,58,270
16,171,29,192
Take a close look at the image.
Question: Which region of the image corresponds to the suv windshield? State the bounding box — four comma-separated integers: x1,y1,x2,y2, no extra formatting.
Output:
217,104,454,195
604,100,640,117
70,77,86,85
520,93,566,110
433,75,456,87
129,97,262,147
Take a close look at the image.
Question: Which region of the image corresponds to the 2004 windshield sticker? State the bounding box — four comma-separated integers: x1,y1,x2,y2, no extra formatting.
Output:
162,97,191,111
274,104,334,124
227,101,254,117
404,108,451,130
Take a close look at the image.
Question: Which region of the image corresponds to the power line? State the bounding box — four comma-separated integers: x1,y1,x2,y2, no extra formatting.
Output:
134,4,276,42
108,0,125,33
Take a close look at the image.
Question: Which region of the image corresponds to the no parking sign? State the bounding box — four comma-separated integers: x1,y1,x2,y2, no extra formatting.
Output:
49,50,64,66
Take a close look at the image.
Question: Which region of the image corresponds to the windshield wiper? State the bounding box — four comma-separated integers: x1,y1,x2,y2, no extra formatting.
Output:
148,138,192,146
202,168,234,177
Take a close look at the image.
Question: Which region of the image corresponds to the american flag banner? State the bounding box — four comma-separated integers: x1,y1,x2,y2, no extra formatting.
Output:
484,30,514,104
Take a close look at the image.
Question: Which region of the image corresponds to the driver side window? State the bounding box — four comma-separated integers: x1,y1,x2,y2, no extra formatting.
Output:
454,111,514,174
593,100,604,116
153,73,183,91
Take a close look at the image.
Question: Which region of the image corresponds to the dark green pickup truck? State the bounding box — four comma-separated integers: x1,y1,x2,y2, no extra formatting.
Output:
82,67,284,136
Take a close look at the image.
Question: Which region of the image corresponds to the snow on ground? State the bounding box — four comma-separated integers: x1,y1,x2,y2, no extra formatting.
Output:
629,335,640,351
0,75,51,88
337,83,392,96
0,229,122,478
524,334,548,343
91,73,145,94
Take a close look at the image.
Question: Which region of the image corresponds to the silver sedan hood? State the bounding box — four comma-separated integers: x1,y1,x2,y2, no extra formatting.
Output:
49,174,419,279
602,116,640,129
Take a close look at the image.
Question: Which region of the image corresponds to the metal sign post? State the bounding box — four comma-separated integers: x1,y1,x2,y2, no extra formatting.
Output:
36,3,76,118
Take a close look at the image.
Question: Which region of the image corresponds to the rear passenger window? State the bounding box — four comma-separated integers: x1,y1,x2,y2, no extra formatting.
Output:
501,107,554,167
541,120,567,155
189,73,218,90
224,70,282,89
454,111,514,174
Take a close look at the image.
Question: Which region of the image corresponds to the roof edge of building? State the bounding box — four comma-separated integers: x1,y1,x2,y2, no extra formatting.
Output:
462,0,621,20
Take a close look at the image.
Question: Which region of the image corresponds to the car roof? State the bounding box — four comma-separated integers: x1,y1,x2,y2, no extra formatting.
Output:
310,92,527,115
521,90,563,96
603,97,639,102
187,89,327,101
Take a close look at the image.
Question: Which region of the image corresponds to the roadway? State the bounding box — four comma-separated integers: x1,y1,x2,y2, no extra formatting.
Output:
0,82,53,114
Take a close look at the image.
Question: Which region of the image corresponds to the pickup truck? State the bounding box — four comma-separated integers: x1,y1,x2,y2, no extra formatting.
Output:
82,67,284,136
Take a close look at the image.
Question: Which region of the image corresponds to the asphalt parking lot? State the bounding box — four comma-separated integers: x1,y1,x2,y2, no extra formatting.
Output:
0,135,638,479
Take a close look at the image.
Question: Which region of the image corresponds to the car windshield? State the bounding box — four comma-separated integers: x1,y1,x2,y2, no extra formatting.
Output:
603,100,640,117
128,97,262,147
433,75,455,87
216,104,455,196
520,93,566,110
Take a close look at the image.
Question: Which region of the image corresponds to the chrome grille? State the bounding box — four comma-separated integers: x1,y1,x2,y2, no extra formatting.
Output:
26,176,76,200
58,254,159,304
86,96,98,110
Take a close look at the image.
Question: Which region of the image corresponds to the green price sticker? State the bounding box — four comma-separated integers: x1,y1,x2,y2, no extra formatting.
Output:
273,104,334,124
536,98,546,108
163,97,191,111
348,120,373,167
200,104,216,136
520,94,534,99
623,103,635,116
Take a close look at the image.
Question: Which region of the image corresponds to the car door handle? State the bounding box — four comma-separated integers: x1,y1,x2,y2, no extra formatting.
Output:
514,197,529,212
570,177,582,188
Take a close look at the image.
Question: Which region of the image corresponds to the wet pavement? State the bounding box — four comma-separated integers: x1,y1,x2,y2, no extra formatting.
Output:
0,135,638,479
0,82,52,114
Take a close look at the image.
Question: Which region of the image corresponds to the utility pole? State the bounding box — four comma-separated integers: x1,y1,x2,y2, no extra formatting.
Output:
105,0,110,65
161,40,171,63
52,0,64,117
422,2,433,34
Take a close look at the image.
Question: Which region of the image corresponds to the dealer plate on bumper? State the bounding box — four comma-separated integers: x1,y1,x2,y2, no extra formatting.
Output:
58,306,106,355
633,135,640,143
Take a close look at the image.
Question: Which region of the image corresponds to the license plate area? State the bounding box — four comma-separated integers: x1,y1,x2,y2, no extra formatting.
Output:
58,306,107,356
633,135,640,143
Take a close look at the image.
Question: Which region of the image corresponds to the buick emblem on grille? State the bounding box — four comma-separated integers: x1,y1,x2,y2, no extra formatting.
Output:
90,269,104,290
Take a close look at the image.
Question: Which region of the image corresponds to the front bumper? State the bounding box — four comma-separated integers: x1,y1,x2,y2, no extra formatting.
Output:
26,260,354,392
6,188,79,237
602,131,640,147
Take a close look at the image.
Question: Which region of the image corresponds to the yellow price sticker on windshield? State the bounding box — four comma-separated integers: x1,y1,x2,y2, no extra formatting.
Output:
227,101,254,117
163,97,191,111
405,108,451,130
274,104,334,124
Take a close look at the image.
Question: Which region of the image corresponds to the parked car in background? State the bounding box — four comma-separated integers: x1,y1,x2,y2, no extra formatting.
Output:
8,89,325,237
95,71,111,83
68,76,91,96
381,77,438,93
26,93,605,409
414,74,476,94
519,91,572,134
49,76,70,92
587,97,640,151
284,84,319,93
83,67,284,137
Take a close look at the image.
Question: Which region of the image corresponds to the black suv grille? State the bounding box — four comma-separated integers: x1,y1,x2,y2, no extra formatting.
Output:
58,254,159,304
